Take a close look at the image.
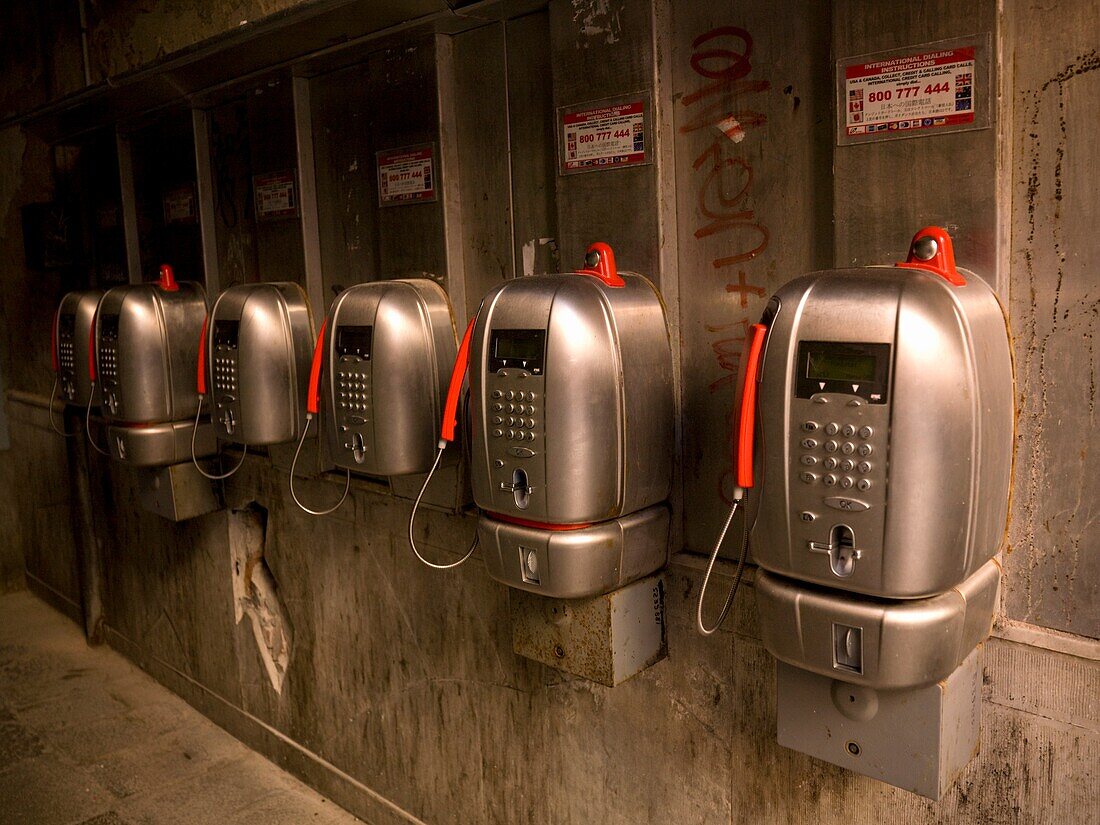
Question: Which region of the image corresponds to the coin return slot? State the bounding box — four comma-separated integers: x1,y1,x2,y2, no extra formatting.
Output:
833,623,863,674
520,545,540,585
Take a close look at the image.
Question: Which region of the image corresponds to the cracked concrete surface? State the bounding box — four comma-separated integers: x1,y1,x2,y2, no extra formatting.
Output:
0,589,361,825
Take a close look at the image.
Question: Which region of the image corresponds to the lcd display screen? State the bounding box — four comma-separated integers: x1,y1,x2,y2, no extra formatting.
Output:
494,333,543,361
213,320,239,348
336,325,372,359
489,329,545,373
58,314,75,337
100,315,119,341
806,350,877,382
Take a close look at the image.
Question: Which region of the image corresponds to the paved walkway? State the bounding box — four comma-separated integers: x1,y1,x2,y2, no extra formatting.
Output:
0,590,362,825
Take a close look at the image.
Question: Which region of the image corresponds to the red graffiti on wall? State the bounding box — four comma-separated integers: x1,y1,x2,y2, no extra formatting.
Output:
682,26,771,501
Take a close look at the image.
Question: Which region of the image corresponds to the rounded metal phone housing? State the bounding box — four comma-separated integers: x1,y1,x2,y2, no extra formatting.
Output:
55,289,104,406
206,282,315,446
469,272,674,525
95,280,207,425
322,278,457,476
750,266,1014,599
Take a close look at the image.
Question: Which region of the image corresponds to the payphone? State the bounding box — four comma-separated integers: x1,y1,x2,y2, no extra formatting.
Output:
50,289,103,435
414,243,674,596
697,227,1014,798
193,282,316,479
92,264,215,467
289,278,458,514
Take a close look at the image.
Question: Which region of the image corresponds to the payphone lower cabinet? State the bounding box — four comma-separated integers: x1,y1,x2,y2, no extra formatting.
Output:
755,559,1000,799
776,649,981,800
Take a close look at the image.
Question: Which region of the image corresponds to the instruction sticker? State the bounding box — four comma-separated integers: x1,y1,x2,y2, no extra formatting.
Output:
377,145,436,206
253,170,298,220
162,184,197,226
842,45,977,140
561,100,646,173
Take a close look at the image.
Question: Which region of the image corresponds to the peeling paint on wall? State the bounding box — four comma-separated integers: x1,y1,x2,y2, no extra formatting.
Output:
571,0,623,46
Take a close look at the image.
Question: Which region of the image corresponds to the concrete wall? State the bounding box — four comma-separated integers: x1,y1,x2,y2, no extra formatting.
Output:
0,0,1097,822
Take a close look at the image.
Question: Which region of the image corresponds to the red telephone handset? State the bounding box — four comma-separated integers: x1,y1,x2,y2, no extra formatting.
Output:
734,323,768,490
895,225,966,286
440,316,477,444
306,319,328,416
87,310,98,382
196,315,208,395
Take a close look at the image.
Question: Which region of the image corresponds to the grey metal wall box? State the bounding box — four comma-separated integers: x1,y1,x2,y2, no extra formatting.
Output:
137,461,222,522
776,648,983,800
509,573,667,687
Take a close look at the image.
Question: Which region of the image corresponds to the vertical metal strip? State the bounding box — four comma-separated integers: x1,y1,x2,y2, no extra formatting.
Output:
292,75,326,320
192,107,221,296
434,33,469,330
115,128,142,284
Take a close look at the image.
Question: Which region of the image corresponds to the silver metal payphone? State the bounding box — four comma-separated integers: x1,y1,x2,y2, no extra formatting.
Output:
93,265,215,467
50,289,103,435
417,243,674,598
193,282,316,478
698,227,1014,798
289,278,458,514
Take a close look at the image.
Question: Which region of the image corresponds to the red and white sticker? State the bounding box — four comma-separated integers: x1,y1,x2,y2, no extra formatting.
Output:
254,171,298,220
162,184,197,226
562,101,646,172
844,46,975,138
377,145,436,205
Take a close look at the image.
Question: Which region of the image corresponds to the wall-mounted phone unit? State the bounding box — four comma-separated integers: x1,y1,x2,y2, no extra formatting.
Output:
697,227,1014,798
92,264,215,467
417,243,675,599
194,282,316,479
290,278,458,515
50,289,103,436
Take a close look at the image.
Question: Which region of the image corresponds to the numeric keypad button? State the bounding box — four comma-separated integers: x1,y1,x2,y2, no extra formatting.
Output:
859,443,873,457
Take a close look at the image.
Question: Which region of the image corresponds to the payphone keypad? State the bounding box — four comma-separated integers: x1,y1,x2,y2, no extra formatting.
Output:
58,314,76,400
797,410,881,492
791,394,888,578
212,321,240,435
98,315,120,412
333,325,373,463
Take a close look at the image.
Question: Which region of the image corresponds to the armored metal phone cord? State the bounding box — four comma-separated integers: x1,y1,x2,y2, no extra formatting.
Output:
190,400,247,480
695,491,750,636
288,414,350,516
84,381,112,457
48,376,77,437
408,442,479,570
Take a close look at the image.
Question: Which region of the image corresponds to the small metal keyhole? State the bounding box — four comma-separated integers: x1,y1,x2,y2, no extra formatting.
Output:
846,741,861,756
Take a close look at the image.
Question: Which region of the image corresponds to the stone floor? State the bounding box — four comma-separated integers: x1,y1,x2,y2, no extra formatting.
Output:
0,589,362,825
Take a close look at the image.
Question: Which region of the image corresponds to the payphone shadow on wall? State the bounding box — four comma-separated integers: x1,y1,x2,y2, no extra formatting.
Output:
409,243,676,686
697,227,1014,799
